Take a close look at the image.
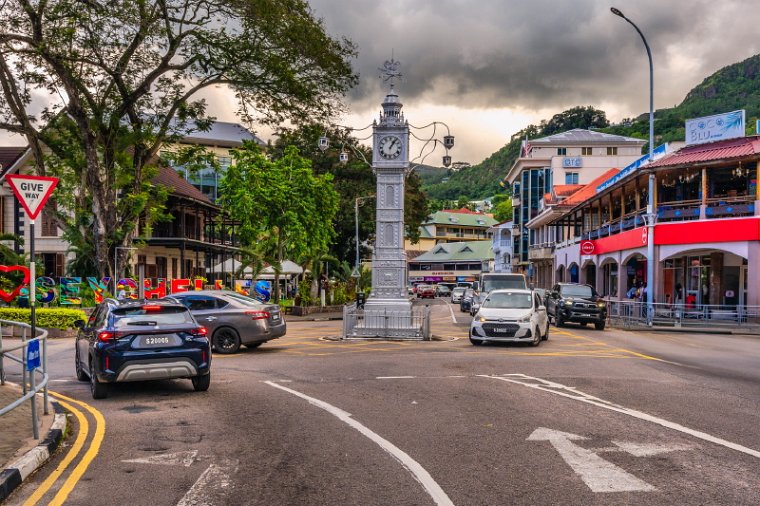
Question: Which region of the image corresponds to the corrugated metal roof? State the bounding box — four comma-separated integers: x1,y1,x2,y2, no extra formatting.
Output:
531,129,646,145
553,184,584,197
425,210,498,227
648,135,760,168
413,240,494,262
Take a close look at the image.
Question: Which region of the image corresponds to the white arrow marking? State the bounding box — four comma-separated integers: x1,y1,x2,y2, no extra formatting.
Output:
528,428,655,493
611,441,695,457
177,462,237,506
122,450,198,467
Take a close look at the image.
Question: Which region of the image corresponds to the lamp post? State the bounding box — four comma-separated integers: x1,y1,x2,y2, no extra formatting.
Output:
611,7,655,325
354,195,375,275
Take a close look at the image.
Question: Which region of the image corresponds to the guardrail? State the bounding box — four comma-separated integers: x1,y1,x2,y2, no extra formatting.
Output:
343,304,431,340
606,300,760,330
0,319,49,440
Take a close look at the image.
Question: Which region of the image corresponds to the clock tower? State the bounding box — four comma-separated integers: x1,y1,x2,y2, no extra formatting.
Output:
360,60,415,333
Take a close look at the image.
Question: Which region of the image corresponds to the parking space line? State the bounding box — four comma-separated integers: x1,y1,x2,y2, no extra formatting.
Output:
265,381,454,506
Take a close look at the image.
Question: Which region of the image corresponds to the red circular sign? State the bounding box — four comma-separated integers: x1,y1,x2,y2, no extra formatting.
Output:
580,241,595,255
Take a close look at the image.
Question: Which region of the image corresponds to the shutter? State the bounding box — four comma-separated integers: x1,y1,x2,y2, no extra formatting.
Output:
55,253,65,277
41,202,59,237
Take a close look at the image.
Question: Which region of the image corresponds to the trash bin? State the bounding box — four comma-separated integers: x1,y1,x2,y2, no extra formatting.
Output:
356,292,366,309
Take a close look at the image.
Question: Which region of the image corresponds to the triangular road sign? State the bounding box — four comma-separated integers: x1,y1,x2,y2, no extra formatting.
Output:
5,174,59,220
351,266,361,278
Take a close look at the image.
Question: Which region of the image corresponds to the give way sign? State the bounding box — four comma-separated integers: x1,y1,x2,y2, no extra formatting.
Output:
5,174,59,220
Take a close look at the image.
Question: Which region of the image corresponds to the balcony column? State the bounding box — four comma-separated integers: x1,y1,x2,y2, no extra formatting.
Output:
756,165,760,216
700,167,708,219
748,242,760,306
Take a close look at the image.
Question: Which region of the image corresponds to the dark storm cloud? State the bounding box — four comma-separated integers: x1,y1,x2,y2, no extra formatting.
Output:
310,0,760,117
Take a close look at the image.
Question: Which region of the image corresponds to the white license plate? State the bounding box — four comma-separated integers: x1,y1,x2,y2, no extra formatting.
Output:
272,314,280,321
493,327,508,333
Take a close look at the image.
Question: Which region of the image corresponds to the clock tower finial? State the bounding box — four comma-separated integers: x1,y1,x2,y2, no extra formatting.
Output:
378,58,404,126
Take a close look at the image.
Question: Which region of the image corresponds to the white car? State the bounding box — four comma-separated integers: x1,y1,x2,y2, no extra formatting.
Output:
469,289,549,346
451,287,467,304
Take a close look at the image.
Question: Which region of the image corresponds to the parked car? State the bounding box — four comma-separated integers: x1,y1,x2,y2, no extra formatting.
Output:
74,299,211,399
545,283,607,330
436,285,452,297
416,285,437,299
460,288,476,313
165,290,286,354
451,287,467,304
469,289,549,346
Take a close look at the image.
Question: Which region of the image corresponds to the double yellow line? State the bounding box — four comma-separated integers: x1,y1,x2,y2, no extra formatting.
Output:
23,392,106,506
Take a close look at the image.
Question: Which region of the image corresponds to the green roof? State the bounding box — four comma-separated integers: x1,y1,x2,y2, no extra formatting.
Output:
424,210,498,228
413,241,493,262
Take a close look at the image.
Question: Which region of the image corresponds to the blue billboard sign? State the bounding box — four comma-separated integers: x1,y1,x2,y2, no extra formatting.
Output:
685,110,745,146
26,339,41,371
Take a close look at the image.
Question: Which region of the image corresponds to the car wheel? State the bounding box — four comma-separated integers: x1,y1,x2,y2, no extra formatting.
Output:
89,360,109,399
75,347,88,382
192,373,211,392
531,327,541,347
595,321,606,331
543,323,549,341
469,335,483,346
213,327,241,354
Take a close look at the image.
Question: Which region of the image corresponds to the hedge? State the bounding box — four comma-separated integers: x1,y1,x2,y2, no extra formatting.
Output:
0,308,87,330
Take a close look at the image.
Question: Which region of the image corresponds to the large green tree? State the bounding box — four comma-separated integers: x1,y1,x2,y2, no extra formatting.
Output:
219,144,339,301
270,124,429,264
0,0,356,277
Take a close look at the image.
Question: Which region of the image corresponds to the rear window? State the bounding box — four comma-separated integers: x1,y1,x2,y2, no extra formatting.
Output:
111,306,194,328
224,292,266,307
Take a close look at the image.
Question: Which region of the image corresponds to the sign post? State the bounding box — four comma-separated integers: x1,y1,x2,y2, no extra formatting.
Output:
6,174,59,416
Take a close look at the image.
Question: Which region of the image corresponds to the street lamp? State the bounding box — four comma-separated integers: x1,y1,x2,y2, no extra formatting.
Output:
354,195,375,276
611,6,655,325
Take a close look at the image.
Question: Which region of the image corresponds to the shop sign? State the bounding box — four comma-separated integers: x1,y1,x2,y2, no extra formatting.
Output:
655,217,760,245
596,143,668,193
578,227,648,256
562,157,582,168
430,271,455,276
580,241,595,255
685,110,745,146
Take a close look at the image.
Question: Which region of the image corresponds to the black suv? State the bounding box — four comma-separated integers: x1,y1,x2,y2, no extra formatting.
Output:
75,299,211,399
545,283,607,330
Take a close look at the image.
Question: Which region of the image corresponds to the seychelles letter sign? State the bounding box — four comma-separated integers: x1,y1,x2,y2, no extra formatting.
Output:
685,110,745,146
6,174,59,220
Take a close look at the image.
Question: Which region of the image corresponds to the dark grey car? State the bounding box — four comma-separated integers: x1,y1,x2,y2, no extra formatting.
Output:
166,290,286,354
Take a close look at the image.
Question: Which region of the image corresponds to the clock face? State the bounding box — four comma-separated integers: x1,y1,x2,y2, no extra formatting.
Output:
378,135,402,159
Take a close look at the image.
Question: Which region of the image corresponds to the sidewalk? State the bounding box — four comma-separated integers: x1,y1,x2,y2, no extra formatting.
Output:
0,383,65,501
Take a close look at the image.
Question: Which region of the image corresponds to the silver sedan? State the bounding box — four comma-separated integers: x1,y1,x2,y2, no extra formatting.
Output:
166,290,286,354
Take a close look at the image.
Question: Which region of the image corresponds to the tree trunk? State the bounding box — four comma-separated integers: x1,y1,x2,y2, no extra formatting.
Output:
274,230,283,302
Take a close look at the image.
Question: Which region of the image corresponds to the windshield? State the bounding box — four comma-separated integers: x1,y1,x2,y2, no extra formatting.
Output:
561,285,594,298
482,275,527,292
483,292,533,309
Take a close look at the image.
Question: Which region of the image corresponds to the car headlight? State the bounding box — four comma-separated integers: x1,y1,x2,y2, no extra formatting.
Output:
479,316,488,323
597,301,606,308
518,314,532,322
564,299,573,306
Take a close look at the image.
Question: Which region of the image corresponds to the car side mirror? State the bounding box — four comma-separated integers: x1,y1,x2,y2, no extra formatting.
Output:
74,319,85,329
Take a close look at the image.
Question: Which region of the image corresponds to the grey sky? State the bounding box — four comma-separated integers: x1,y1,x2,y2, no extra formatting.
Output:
308,0,760,163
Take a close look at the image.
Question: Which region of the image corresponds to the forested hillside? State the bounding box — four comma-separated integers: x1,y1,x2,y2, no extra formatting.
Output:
424,53,760,201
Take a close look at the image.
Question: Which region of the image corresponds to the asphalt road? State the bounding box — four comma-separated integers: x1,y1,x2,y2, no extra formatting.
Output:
5,298,760,505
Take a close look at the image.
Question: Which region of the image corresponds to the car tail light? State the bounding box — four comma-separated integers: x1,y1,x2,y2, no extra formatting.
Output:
105,356,110,370
142,304,162,311
98,331,115,342
202,350,207,363
245,310,270,320
191,326,208,336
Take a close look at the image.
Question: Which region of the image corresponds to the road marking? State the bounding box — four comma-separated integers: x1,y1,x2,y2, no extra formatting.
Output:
265,381,454,506
45,392,107,506
608,441,694,457
377,376,416,379
123,450,198,467
177,462,236,506
446,302,457,324
23,398,89,506
528,428,655,493
487,374,760,459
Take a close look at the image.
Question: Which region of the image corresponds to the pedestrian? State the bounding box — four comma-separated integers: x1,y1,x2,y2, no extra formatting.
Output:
116,284,127,300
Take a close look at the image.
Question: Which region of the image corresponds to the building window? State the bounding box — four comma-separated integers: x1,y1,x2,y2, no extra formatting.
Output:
607,146,618,155
581,147,593,156
40,202,58,237
557,148,567,155
565,172,579,184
